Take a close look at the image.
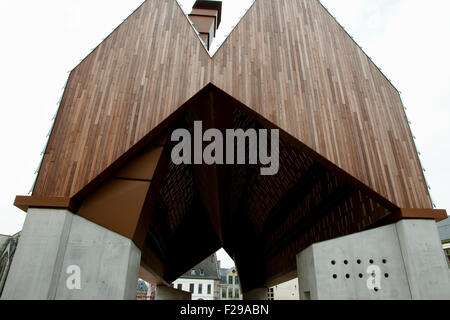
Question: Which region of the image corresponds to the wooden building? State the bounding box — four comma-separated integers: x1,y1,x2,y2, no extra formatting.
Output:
12,0,447,295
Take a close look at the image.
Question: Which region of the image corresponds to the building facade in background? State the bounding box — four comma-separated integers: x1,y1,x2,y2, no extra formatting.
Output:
136,279,153,300
218,267,242,300
0,232,20,296
172,254,220,300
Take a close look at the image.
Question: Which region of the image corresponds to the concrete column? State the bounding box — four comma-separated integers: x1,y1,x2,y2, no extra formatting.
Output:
243,288,268,300
296,219,450,300
155,285,192,300
1,208,141,300
396,219,450,299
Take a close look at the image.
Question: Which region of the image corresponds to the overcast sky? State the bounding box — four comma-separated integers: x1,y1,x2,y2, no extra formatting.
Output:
0,0,449,269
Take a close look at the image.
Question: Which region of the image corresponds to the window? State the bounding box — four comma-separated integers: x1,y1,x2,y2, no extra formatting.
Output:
228,276,233,285
190,269,196,276
199,269,205,276
189,283,195,293
235,288,240,299
235,276,239,285
177,284,183,290
222,288,226,298
207,284,211,295
228,288,233,299
198,284,203,294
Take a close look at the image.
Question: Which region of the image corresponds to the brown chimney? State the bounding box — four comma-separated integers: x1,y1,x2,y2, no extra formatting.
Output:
188,0,222,50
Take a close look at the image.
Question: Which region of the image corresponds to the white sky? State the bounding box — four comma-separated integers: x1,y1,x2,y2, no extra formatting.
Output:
0,0,449,269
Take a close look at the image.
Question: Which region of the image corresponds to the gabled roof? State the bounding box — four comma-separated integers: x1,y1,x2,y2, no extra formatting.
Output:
29,0,432,211
179,254,220,280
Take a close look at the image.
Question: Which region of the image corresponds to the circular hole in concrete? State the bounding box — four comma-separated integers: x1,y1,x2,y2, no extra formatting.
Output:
369,259,374,264
374,287,379,292
345,274,350,279
344,260,348,265
331,260,336,265
333,274,337,279
357,259,361,264
385,273,389,278
382,259,387,264
359,273,363,278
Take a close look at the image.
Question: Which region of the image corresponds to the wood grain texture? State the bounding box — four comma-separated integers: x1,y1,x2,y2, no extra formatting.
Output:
34,0,212,197
211,0,431,209
32,0,431,210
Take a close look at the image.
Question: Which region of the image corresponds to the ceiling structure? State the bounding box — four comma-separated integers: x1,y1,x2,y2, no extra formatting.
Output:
14,0,447,292
132,85,401,290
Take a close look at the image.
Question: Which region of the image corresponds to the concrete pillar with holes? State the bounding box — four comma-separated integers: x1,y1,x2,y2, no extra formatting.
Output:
296,219,450,300
1,208,141,300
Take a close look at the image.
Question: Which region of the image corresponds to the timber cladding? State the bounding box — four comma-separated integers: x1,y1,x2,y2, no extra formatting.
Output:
32,0,431,210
